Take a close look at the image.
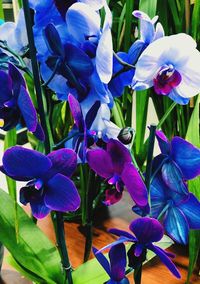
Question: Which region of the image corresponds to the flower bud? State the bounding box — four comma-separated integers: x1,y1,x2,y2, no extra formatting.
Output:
118,127,135,145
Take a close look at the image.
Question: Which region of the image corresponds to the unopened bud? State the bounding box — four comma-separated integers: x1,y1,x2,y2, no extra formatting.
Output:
118,127,135,145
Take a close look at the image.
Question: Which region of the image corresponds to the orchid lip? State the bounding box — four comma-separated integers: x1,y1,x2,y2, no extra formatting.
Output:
108,173,120,185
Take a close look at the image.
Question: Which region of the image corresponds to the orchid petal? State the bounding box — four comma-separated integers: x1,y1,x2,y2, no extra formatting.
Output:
121,163,148,207
109,228,137,241
129,217,164,243
3,146,52,180
0,71,12,105
30,199,51,219
109,243,126,281
68,94,84,132
171,136,200,180
103,188,123,206
164,206,189,244
148,244,181,278
45,174,80,212
92,247,111,276
155,130,170,154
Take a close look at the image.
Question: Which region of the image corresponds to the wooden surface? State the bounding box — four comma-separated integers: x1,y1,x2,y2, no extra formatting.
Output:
1,193,200,284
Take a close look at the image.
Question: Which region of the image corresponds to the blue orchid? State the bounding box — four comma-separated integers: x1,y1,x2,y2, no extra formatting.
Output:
0,63,44,140
154,130,200,187
1,146,80,219
65,94,120,162
109,10,164,97
146,172,200,244
93,244,129,284
97,217,181,279
87,139,148,207
132,33,200,104
0,9,28,54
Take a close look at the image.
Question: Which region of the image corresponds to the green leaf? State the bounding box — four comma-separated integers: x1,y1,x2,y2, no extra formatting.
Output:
112,99,126,128
0,0,4,20
73,235,173,284
0,188,64,284
185,95,200,282
139,0,157,18
191,0,200,40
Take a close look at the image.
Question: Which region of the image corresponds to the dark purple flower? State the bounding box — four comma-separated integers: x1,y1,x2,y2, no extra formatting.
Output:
97,217,181,279
87,139,148,208
1,146,80,219
0,63,44,140
93,244,129,284
155,130,200,186
142,172,200,244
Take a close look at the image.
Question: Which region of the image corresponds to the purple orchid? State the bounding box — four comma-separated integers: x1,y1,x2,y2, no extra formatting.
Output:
93,244,129,284
97,217,181,279
134,172,200,245
132,34,200,104
1,146,80,219
87,139,148,207
155,130,200,187
0,63,44,140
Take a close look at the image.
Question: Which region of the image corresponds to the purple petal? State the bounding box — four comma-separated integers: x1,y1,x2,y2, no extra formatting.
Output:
121,163,148,207
45,174,80,212
8,63,26,95
164,206,189,244
155,130,170,154
154,70,182,95
161,161,188,195
30,199,51,219
171,136,200,180
103,188,123,206
17,86,38,132
47,148,77,178
0,71,12,106
3,146,52,180
87,148,114,178
68,94,84,132
147,244,181,279
32,122,45,141
178,193,200,229
97,236,134,253
109,244,126,281
107,139,132,175
92,247,111,276
129,217,164,244
109,228,136,241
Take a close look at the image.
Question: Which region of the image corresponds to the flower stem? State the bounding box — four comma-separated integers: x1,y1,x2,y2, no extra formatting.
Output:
134,264,142,284
156,102,177,130
145,124,157,210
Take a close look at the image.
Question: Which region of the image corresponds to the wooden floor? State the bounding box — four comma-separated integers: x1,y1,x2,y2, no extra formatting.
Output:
1,193,200,284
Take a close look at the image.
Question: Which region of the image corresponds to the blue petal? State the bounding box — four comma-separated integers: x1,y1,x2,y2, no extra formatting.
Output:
32,122,45,141
17,86,38,132
147,244,181,278
109,243,126,281
45,174,80,212
0,71,12,106
128,40,146,64
92,247,111,277
68,94,85,132
30,198,51,219
161,161,188,195
171,136,200,180
178,193,200,229
85,100,101,129
3,146,52,180
168,88,190,105
109,228,136,241
96,236,135,253
47,148,77,178
164,206,189,244
8,63,26,96
155,130,170,154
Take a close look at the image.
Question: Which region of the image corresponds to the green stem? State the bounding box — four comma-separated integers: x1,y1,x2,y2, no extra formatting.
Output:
134,264,142,284
156,102,177,130
145,125,157,210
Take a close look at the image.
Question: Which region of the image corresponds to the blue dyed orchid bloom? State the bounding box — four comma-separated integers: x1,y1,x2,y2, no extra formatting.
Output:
132,34,200,104
0,9,28,54
155,130,200,188
109,10,164,98
93,245,129,284
1,146,81,219
87,139,148,207
0,63,44,140
97,217,181,279
145,171,200,245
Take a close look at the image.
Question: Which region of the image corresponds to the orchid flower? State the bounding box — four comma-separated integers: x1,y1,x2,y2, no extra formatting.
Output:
0,63,44,140
93,244,129,284
87,139,148,207
97,217,181,279
0,146,80,219
132,34,200,104
155,130,200,186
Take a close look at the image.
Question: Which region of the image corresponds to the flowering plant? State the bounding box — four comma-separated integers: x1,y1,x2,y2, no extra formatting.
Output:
0,1,199,283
